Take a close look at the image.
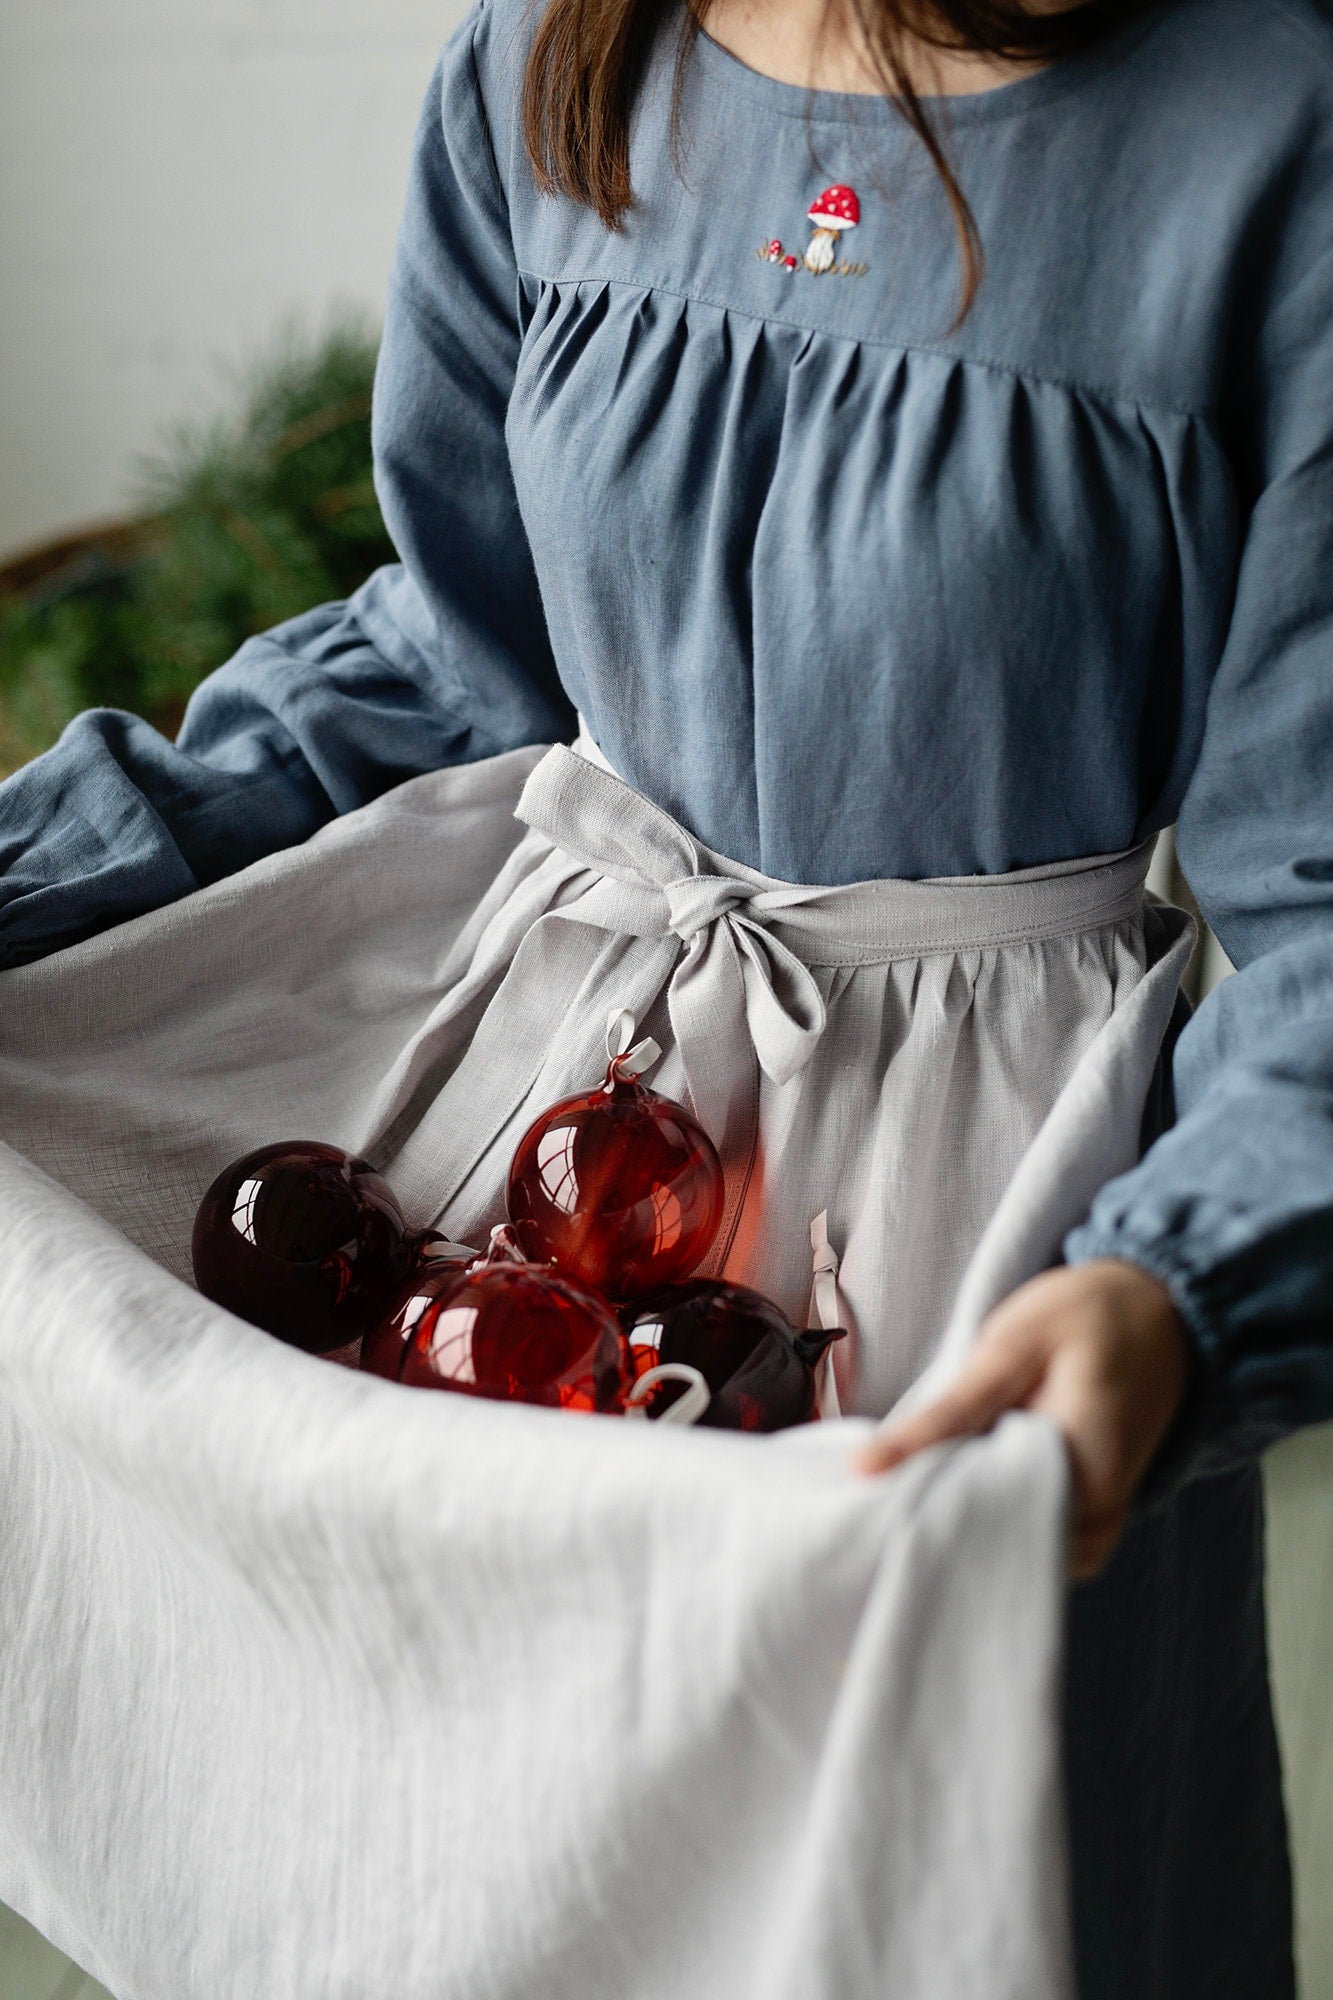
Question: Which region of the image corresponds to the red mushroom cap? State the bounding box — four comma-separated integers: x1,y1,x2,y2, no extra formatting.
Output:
807,183,860,231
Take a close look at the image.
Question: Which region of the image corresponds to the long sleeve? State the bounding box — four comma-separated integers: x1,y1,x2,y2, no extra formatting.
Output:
0,2,571,970
1065,149,1333,1444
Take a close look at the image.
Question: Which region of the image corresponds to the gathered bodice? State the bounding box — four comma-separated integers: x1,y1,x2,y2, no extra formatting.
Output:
440,0,1297,882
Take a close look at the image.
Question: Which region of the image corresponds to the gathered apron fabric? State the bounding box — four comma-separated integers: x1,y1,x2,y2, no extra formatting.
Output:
0,738,1191,2000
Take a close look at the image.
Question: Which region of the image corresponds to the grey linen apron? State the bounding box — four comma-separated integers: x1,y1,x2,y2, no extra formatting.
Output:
0,735,1192,2000
374,730,1194,1415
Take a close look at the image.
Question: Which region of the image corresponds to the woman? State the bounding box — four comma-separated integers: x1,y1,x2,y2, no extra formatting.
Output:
0,0,1330,1991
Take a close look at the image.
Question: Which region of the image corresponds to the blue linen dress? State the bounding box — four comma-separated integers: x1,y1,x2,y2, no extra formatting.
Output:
1,0,1331,1989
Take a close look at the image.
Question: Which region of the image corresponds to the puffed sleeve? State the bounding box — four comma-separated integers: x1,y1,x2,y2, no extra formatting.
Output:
1065,154,1333,1447
0,0,571,969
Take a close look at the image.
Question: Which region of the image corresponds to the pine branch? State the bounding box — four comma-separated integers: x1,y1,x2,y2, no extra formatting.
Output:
0,316,396,777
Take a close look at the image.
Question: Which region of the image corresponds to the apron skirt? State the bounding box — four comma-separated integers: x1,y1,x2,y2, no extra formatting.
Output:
0,735,1226,2000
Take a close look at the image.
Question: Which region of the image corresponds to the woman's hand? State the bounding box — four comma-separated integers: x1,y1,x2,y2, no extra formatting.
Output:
852,1260,1191,1578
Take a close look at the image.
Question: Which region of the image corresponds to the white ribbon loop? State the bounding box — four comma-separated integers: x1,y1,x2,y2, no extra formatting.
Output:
808,1210,845,1420
605,1007,661,1080
809,1210,842,1332
625,1363,712,1426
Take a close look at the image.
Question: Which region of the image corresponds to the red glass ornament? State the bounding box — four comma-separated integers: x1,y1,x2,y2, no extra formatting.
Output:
192,1140,416,1354
622,1279,843,1432
359,1233,477,1379
397,1228,631,1413
506,1045,724,1303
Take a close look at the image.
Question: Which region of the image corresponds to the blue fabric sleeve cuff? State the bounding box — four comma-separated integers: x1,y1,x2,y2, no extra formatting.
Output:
1064,1220,1300,1500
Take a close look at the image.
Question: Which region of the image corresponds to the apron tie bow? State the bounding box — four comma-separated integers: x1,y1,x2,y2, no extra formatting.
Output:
516,748,830,1145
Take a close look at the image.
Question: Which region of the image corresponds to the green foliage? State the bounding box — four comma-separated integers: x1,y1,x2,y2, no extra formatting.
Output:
0,321,394,776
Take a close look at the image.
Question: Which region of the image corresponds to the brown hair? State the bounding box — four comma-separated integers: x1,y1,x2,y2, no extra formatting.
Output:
523,0,1150,319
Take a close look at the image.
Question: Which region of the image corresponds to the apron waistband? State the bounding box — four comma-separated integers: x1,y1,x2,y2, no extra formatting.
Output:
518,725,1156,967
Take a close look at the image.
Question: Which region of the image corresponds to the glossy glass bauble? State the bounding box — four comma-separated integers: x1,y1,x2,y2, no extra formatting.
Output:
192,1139,413,1354
397,1231,631,1412
621,1278,842,1432
507,1052,725,1302
359,1233,477,1379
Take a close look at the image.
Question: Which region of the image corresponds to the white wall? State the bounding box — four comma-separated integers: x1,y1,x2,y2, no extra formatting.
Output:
0,0,470,560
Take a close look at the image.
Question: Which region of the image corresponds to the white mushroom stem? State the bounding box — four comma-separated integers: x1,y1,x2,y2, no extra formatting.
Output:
804,227,838,274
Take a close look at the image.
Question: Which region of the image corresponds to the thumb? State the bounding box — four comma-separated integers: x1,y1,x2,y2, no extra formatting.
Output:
852,1328,1047,1476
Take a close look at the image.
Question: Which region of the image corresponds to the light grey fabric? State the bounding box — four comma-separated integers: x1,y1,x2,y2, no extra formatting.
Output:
0,1157,1069,2000
375,732,1194,1414
0,740,1193,1998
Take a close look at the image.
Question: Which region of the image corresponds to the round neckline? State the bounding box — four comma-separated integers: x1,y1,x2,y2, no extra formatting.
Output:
691,7,1165,125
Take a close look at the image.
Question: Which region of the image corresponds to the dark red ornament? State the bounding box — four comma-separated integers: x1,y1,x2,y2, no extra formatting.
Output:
622,1279,843,1433
397,1228,631,1413
192,1140,418,1354
506,1032,724,1303
359,1233,477,1379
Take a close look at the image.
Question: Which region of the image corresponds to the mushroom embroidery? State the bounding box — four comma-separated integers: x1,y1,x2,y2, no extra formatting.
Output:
804,183,859,271
754,185,868,279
